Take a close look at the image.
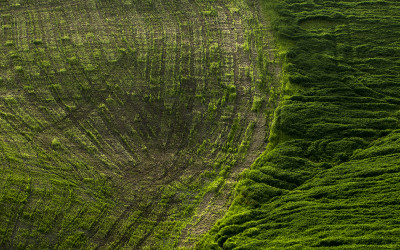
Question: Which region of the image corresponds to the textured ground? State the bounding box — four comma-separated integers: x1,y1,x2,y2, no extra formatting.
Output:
0,0,279,248
200,0,400,249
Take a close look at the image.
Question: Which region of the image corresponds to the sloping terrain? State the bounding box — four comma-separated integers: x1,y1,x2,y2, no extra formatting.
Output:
200,0,400,249
3,0,400,249
0,0,280,248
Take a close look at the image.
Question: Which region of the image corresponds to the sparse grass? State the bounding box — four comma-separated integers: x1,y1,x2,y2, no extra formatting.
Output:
0,0,276,248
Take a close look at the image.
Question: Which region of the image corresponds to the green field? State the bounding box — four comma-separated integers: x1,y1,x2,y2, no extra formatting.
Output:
0,0,280,248
1,0,399,249
200,0,400,249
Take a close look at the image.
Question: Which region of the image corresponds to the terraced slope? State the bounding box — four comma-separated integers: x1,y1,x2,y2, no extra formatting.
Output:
200,0,400,249
0,0,280,248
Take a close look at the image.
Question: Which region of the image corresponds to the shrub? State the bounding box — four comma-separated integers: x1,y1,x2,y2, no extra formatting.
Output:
51,138,62,150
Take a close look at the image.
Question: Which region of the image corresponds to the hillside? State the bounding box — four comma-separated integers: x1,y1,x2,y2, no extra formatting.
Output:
2,0,400,249
0,0,279,248
200,0,400,249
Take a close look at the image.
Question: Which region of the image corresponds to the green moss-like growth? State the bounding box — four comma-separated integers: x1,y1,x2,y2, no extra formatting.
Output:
0,0,278,248
199,0,400,249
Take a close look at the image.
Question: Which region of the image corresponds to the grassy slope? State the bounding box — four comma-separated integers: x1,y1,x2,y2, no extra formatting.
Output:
200,0,400,249
0,0,280,248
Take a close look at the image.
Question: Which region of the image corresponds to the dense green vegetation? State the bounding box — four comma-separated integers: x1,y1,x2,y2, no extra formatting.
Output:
2,0,400,248
199,0,400,249
0,0,281,248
